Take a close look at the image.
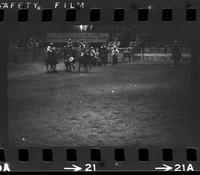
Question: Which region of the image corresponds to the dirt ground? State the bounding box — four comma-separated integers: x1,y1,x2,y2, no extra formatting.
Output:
8,62,192,146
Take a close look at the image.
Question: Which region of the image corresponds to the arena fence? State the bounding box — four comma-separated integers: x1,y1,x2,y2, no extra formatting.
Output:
107,47,191,64
8,47,191,64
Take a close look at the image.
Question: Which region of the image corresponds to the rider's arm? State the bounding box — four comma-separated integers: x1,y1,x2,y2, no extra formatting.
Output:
47,46,52,52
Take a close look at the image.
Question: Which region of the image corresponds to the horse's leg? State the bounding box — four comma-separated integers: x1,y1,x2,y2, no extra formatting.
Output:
64,62,67,71
52,65,55,72
84,64,88,73
50,64,53,72
83,64,85,72
86,65,88,73
52,64,56,72
88,60,91,71
69,63,72,72
87,64,89,72
72,63,75,71
46,64,48,72
78,63,81,72
54,64,57,72
81,63,83,72
48,64,50,72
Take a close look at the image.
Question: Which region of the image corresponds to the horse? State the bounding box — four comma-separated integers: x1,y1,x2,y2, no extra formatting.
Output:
77,51,91,73
44,50,59,73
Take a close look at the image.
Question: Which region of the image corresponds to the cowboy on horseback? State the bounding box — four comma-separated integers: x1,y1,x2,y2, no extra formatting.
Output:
77,39,91,72
79,38,86,50
47,43,55,53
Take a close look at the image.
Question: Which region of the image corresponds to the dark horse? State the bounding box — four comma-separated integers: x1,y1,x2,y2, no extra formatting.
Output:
77,50,91,73
44,50,58,73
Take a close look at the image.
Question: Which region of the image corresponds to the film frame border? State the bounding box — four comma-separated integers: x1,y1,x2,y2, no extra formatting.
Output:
0,0,200,172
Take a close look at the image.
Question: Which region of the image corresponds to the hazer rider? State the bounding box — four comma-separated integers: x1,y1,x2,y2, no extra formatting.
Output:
79,39,86,50
47,42,56,53
112,45,119,66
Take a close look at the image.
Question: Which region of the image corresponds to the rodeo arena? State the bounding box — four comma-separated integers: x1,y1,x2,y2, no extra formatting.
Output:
8,25,192,146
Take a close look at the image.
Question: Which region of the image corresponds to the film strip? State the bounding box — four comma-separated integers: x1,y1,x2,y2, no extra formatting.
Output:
0,0,200,172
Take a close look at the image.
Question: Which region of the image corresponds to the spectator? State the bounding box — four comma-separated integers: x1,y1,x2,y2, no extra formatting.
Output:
112,46,119,66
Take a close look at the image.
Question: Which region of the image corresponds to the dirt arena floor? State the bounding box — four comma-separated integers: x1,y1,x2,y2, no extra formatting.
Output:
8,62,192,146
